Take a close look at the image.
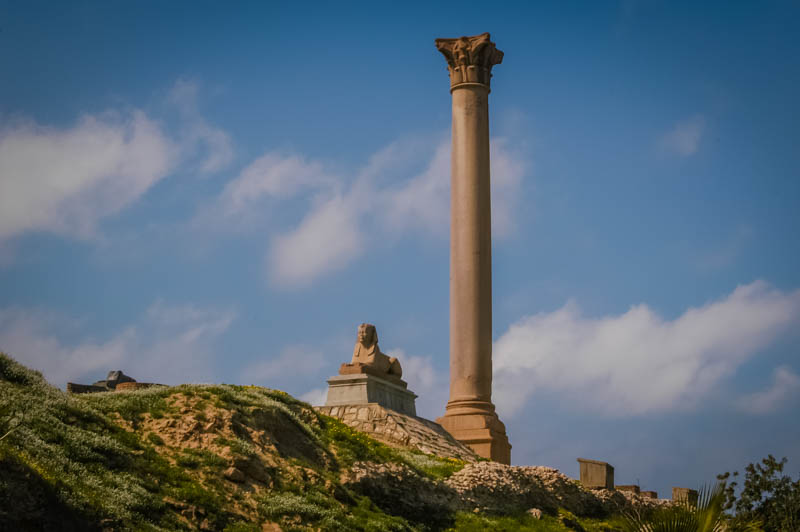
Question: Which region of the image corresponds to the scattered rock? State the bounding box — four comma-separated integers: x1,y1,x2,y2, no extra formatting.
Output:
234,457,273,485
342,461,457,528
445,462,670,517
527,508,543,519
224,467,245,483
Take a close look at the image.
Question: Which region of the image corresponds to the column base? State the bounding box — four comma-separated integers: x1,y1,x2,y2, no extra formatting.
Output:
437,401,511,464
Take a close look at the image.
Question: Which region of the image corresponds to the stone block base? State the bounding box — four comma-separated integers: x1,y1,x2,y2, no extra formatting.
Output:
325,374,417,416
578,458,615,490
436,410,511,464
672,487,698,505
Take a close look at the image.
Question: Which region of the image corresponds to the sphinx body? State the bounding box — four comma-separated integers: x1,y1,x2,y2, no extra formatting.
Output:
341,323,402,379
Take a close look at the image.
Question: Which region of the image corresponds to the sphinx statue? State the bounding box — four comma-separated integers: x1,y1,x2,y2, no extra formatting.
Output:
339,323,403,379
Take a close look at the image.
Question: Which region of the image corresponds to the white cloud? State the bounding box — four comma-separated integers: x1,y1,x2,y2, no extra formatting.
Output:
217,134,528,287
490,138,527,237
737,366,800,414
385,349,448,419
493,281,800,418
381,142,451,236
268,194,364,287
0,111,176,240
0,301,236,388
381,137,526,238
0,80,234,245
220,152,334,215
659,115,706,157
240,345,326,384
299,387,328,406
168,79,234,174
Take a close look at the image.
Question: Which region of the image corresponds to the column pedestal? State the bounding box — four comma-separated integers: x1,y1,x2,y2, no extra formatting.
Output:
437,402,510,463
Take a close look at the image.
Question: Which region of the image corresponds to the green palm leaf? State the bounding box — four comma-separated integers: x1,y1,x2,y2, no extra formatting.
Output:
622,483,761,532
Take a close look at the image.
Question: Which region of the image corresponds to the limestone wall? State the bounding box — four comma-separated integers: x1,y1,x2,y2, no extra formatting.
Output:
316,403,479,462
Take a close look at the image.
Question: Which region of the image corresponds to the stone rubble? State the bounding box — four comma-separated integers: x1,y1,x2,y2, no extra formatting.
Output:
446,462,672,516
343,460,672,520
316,403,479,462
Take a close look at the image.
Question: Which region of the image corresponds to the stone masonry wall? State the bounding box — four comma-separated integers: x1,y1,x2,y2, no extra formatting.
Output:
316,403,479,462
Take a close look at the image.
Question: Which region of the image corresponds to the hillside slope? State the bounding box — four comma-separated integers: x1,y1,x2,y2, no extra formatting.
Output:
0,353,661,531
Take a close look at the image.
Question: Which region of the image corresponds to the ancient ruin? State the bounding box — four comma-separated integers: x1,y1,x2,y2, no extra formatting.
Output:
324,323,418,416
578,458,615,490
672,487,699,505
434,32,511,464
339,323,403,381
67,370,159,393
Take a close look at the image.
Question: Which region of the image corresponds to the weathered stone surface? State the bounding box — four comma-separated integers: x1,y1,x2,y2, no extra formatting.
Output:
67,370,162,394
223,467,245,483
672,487,698,505
435,32,504,90
114,382,159,392
616,484,640,494
339,323,402,380
91,370,136,390
343,460,672,521
578,458,614,490
341,462,457,528
435,33,511,464
641,490,658,499
327,324,417,415
324,373,418,416
527,508,543,519
447,462,670,517
317,403,479,462
66,383,108,394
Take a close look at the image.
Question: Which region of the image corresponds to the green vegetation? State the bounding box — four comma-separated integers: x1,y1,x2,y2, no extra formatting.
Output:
258,490,412,531
446,510,627,532
620,484,728,532
399,450,466,480
321,416,403,467
4,351,771,532
447,512,566,531
718,455,800,531
0,352,451,530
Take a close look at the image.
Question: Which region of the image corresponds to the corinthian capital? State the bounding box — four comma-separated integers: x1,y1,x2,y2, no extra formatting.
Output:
435,32,504,91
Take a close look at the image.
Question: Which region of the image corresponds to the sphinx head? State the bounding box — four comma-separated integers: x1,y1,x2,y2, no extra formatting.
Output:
357,323,377,347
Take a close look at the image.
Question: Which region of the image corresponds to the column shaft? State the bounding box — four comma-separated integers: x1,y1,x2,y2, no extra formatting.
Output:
449,85,493,405
435,32,510,464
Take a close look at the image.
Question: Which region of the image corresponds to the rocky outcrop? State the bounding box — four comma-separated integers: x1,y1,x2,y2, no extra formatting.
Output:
447,462,671,516
341,462,458,528
67,370,162,393
342,460,672,521
317,403,479,461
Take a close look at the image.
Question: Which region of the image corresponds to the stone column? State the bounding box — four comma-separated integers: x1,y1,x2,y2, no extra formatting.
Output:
434,33,511,464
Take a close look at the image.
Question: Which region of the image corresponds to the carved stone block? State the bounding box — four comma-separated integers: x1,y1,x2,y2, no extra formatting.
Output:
577,458,615,490
324,373,417,416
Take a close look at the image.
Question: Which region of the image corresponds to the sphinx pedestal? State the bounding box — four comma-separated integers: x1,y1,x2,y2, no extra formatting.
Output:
324,374,417,416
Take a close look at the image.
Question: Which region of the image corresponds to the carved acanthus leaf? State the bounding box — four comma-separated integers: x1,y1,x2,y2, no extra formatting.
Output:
435,32,504,89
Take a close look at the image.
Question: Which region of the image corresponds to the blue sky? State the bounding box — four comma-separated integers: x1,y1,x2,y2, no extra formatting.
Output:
1,1,799,498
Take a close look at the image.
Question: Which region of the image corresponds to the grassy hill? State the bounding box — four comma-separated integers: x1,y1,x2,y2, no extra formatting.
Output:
0,352,628,531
